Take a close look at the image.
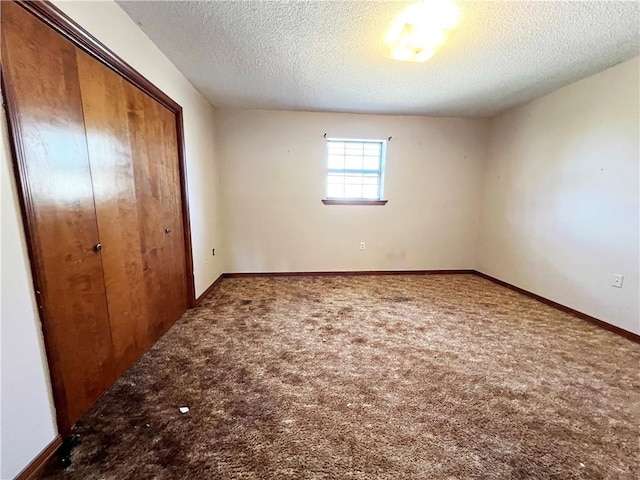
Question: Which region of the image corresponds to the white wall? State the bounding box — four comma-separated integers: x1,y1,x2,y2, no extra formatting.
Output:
0,85,58,480
217,109,488,273
477,57,640,334
0,1,223,477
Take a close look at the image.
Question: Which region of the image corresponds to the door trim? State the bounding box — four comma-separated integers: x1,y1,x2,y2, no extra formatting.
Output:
11,0,196,309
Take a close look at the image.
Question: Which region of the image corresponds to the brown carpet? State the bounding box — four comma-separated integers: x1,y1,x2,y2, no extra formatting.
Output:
40,274,640,479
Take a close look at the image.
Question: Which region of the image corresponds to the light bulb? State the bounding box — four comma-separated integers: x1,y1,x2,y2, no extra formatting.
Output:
386,0,459,63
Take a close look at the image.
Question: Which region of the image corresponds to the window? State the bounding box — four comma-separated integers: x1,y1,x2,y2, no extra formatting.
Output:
323,138,387,205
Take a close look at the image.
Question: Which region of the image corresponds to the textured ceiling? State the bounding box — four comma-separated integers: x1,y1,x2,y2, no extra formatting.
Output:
117,1,640,117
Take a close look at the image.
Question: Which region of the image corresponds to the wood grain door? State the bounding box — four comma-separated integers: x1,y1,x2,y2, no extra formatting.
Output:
75,50,189,373
122,82,189,341
155,99,189,324
75,50,151,376
1,1,116,433
3,0,193,434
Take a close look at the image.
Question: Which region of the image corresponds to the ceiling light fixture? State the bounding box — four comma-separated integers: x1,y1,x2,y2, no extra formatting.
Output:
386,0,460,63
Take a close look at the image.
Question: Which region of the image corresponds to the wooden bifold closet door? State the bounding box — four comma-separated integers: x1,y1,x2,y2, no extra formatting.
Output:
2,1,191,434
75,51,188,376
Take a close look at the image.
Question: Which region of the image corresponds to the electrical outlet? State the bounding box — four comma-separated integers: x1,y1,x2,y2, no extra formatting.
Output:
360,241,366,250
611,274,624,288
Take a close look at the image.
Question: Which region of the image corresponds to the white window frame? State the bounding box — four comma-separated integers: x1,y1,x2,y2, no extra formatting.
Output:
324,138,387,203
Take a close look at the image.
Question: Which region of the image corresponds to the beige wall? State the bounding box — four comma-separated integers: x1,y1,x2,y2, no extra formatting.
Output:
0,1,223,477
0,85,58,480
477,57,640,334
217,109,489,273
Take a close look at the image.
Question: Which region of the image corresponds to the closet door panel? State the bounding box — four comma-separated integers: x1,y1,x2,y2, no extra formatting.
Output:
75,50,149,374
156,103,189,320
1,1,115,431
122,82,175,340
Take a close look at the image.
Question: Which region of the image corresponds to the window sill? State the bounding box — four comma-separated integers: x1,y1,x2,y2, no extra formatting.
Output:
322,199,388,206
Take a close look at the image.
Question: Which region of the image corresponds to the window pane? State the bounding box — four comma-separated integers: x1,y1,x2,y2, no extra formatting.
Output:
364,143,381,155
328,155,344,169
344,174,363,185
345,144,363,155
327,184,344,198
363,157,380,171
327,173,345,184
362,174,379,185
363,185,379,199
345,184,363,198
328,144,345,155
345,155,362,170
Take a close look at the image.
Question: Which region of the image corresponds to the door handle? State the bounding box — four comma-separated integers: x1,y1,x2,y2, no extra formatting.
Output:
94,243,102,252
165,228,172,234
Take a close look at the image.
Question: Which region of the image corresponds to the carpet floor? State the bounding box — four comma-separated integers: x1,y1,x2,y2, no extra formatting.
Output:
40,274,639,479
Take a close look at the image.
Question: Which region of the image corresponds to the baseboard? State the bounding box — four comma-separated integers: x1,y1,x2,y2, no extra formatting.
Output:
473,271,640,343
194,274,226,306
221,269,474,278
14,434,62,480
